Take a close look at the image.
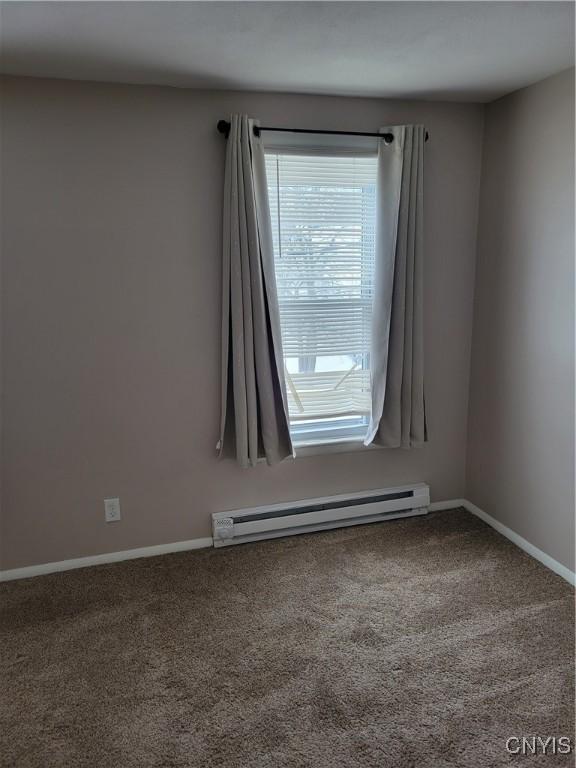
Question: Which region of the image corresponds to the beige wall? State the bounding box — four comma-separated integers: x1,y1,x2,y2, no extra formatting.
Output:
0,76,484,570
467,68,575,571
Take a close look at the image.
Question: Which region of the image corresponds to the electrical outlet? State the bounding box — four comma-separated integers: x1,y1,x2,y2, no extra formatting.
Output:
104,497,121,523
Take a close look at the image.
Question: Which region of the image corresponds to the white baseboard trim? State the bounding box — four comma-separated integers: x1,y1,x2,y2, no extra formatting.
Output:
428,499,468,512
2,499,574,586
0,537,214,583
430,498,575,586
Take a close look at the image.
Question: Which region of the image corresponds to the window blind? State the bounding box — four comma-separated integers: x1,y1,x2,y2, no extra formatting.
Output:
265,151,378,442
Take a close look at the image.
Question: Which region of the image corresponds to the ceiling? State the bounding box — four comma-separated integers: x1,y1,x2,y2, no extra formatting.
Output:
0,1,574,103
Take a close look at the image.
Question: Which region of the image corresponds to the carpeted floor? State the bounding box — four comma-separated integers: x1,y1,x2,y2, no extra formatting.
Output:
1,509,574,768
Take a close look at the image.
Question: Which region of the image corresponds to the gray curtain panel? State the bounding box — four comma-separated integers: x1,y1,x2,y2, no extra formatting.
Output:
218,115,293,467
365,125,427,448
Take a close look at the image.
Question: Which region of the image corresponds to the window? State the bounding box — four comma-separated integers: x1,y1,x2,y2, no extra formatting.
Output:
265,150,378,446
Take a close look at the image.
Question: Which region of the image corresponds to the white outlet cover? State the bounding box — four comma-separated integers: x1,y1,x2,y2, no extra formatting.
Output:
104,497,121,522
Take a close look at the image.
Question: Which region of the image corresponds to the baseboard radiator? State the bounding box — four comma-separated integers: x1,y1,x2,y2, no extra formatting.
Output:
212,483,430,547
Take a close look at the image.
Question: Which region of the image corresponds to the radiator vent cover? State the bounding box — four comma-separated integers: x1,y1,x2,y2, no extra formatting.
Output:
212,483,430,547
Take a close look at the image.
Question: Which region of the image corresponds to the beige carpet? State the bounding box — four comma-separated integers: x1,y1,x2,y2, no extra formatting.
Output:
1,509,574,768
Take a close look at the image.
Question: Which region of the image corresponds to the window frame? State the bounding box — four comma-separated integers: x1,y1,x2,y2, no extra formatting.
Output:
264,137,379,451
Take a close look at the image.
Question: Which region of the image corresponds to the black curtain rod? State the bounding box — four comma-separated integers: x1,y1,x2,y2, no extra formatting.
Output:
216,120,428,143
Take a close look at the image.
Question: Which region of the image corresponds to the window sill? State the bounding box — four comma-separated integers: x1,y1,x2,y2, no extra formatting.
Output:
292,438,381,458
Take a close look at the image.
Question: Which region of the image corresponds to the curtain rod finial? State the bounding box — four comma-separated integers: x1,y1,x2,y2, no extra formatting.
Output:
217,120,231,138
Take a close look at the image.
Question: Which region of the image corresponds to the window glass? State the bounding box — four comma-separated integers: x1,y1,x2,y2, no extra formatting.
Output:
265,152,377,445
